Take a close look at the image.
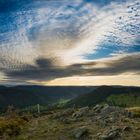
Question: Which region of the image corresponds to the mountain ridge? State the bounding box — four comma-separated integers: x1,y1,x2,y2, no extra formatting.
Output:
66,85,140,107
0,85,96,110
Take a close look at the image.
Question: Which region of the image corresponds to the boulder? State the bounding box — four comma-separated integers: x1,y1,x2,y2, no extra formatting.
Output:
51,112,62,119
123,126,133,132
72,106,89,118
62,108,75,116
99,127,122,140
99,119,108,127
100,104,114,116
52,108,74,119
107,116,116,123
72,126,88,138
99,132,122,140
93,104,104,113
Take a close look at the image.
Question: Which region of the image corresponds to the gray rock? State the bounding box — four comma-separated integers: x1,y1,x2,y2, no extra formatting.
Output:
62,108,75,116
99,119,108,127
72,126,88,138
99,127,122,140
52,108,75,119
106,116,117,123
72,106,89,118
52,112,62,119
99,133,122,140
123,126,133,132
100,105,114,116
93,104,104,113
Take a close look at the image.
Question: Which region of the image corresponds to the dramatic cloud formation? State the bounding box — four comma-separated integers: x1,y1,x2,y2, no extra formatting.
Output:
0,0,140,85
4,53,140,82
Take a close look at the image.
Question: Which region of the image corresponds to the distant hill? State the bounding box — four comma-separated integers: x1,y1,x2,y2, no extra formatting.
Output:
0,86,96,110
66,86,140,107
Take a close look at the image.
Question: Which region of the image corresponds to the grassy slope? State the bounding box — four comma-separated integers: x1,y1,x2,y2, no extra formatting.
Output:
106,94,140,107
14,108,140,140
66,86,140,107
0,86,96,110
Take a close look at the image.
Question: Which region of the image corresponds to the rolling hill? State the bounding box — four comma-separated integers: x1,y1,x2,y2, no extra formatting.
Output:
66,86,140,107
0,85,96,110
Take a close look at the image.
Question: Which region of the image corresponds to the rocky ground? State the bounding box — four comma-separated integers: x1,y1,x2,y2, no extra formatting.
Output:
12,104,140,140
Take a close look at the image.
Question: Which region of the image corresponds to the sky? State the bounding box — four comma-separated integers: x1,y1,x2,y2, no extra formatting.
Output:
0,0,140,86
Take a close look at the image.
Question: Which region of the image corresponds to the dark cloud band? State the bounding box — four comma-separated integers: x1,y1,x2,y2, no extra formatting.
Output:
4,54,140,82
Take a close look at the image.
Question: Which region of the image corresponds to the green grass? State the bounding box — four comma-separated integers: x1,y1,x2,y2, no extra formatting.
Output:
106,94,140,107
12,107,140,140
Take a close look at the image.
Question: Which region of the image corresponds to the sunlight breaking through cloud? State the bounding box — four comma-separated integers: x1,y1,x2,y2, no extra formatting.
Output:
0,0,140,85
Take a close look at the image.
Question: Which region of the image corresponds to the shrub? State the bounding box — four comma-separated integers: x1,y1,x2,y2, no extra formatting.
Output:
0,116,28,137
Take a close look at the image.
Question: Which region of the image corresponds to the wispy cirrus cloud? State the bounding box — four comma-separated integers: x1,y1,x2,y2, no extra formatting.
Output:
0,0,140,85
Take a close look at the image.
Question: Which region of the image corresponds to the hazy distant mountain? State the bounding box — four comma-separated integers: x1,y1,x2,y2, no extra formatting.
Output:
66,86,140,107
0,85,96,110
1,85,140,111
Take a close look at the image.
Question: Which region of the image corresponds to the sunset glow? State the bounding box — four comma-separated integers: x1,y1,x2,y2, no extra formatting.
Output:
0,0,140,86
